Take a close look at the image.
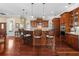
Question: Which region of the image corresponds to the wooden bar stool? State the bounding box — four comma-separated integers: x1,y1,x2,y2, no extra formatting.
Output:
33,29,42,46
23,30,33,45
46,30,55,49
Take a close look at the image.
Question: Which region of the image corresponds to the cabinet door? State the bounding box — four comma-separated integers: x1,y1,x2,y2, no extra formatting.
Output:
43,21,48,27
66,34,70,43
60,16,65,24
31,21,37,27
72,35,78,49
69,35,73,46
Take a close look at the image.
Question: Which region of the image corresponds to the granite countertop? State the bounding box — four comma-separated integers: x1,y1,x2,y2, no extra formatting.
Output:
66,32,79,35
25,28,51,31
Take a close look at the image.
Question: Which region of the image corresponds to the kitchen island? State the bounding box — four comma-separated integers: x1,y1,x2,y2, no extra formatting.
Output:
20,28,54,46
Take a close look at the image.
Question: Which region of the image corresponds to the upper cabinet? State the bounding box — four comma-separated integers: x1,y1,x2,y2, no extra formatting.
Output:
42,20,48,27
52,18,60,37
31,21,37,27
60,14,65,24
60,12,72,32
60,7,79,32
31,18,48,27
72,8,79,26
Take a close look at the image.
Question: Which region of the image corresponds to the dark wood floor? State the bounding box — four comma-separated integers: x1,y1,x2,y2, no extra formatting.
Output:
55,37,79,56
0,36,79,56
0,36,55,56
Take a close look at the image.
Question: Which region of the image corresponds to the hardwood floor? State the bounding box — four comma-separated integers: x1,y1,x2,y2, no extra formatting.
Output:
55,37,79,56
0,36,79,56
0,36,55,56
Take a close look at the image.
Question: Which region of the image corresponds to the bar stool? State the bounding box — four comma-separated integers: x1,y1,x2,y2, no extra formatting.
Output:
46,30,55,49
23,31,33,45
33,29,42,46
18,29,24,39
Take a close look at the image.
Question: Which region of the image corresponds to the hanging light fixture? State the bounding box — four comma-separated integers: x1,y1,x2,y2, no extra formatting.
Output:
20,9,26,29
20,9,24,19
65,3,72,8
42,3,45,19
31,3,34,19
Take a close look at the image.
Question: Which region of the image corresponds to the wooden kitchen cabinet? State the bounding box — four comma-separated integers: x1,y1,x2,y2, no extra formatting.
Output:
66,33,79,50
60,12,72,32
66,34,70,43
72,7,79,26
36,18,42,23
33,31,48,46
52,18,60,45
31,18,48,27
52,18,60,37
66,33,72,46
78,8,79,25
31,21,37,27
60,15,65,25
43,21,48,27
71,35,78,49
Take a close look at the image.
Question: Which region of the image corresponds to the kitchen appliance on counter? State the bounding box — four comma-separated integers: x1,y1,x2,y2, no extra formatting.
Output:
60,24,66,36
60,24,66,41
75,26,79,35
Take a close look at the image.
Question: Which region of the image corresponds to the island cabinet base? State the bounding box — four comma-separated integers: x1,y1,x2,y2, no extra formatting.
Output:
66,33,79,50
33,31,47,47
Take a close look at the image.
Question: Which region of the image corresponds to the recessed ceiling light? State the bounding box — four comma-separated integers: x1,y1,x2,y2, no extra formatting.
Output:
42,16,45,18
31,16,34,18
65,6,68,8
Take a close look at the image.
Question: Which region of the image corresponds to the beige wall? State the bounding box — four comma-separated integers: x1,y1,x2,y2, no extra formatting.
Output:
0,16,21,24
0,16,7,23
14,17,21,24
0,16,53,30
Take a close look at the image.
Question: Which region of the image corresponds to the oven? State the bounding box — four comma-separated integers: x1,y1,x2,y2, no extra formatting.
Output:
60,25,66,36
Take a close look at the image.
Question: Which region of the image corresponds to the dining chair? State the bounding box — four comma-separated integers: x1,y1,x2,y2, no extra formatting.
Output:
23,30,33,46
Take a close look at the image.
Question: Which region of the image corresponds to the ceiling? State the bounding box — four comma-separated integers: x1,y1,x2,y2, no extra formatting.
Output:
0,3,76,18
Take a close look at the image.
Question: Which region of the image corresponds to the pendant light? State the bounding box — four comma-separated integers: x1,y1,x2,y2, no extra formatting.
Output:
20,9,25,20
20,9,26,29
31,3,34,19
65,3,71,8
42,3,45,19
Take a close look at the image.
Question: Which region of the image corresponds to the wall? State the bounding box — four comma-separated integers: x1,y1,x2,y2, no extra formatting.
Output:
0,16,7,23
0,16,54,36
7,18,15,36
0,16,20,36
25,16,54,30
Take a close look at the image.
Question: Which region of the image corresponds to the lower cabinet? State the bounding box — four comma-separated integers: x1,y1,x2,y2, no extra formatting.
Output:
72,35,78,49
66,33,79,49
